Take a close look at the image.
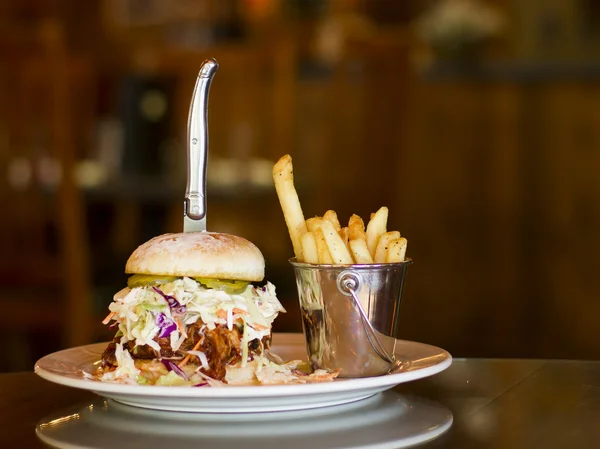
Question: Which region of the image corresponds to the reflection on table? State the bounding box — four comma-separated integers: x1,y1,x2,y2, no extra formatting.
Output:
3,355,600,448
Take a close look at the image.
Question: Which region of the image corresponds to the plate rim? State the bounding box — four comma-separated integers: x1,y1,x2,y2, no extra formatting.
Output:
34,333,452,398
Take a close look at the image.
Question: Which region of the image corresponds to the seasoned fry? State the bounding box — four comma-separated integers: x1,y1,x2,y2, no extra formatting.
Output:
305,217,322,233
301,232,319,264
386,237,407,263
272,157,408,265
320,220,354,264
315,228,333,264
349,239,373,264
348,214,367,242
339,226,350,247
374,231,400,263
366,207,388,258
273,155,308,261
339,226,349,241
324,210,341,231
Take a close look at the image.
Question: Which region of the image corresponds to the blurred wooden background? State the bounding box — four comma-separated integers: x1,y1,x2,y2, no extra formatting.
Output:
2,0,600,371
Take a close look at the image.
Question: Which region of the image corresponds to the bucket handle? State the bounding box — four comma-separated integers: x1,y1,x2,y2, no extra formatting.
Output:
337,271,396,365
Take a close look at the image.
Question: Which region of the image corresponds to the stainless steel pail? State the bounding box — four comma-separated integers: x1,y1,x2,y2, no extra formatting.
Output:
290,259,412,377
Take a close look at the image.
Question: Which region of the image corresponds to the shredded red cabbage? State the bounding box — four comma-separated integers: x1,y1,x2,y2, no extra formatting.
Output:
161,359,189,380
155,312,177,338
152,287,186,313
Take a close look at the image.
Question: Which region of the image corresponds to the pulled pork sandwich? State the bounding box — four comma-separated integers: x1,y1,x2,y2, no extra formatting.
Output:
97,231,298,386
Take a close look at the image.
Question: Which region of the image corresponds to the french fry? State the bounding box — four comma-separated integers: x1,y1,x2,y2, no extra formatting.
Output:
339,226,349,241
315,228,333,264
339,226,352,257
305,217,322,233
301,232,319,264
339,226,349,244
320,220,354,264
310,218,353,264
374,231,400,263
323,210,341,231
366,207,388,258
348,214,367,242
273,155,307,261
349,239,373,264
386,237,407,263
272,156,408,265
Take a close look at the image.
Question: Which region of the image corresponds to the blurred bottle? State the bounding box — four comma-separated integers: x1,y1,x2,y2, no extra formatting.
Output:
119,75,174,177
95,117,123,180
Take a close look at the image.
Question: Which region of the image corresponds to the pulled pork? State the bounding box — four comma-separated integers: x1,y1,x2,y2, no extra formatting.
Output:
101,322,271,381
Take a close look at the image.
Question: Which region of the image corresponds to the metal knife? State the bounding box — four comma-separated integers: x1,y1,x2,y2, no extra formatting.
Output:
184,58,219,233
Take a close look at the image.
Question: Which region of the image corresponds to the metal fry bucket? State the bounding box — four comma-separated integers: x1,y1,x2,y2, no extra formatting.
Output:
290,259,413,378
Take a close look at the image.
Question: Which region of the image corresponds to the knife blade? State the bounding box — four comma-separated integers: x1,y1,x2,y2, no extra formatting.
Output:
184,58,219,233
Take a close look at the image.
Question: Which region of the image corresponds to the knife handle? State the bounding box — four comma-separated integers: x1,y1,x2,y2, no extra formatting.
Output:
185,58,219,221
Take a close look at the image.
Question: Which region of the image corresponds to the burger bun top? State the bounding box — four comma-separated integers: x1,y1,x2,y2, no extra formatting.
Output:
125,232,265,282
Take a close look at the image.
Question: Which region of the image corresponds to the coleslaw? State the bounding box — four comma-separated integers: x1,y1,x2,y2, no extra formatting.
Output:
95,277,339,386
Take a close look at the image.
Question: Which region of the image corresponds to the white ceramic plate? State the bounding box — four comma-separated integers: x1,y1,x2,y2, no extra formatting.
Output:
35,333,451,413
36,392,453,449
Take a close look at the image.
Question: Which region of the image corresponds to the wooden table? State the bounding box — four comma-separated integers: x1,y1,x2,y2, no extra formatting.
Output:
3,357,600,448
